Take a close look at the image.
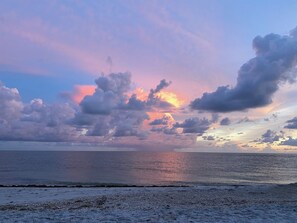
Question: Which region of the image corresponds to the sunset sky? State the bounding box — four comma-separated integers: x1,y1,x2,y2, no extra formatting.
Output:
1,0,297,152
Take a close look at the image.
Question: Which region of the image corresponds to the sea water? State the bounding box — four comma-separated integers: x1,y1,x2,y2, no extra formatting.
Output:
0,151,297,186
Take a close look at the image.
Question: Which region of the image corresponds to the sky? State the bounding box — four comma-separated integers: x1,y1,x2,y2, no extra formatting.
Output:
1,0,297,152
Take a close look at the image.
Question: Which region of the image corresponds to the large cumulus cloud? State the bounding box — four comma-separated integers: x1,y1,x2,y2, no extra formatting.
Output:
71,73,173,140
80,73,131,115
0,72,218,146
80,73,172,115
191,27,297,112
0,85,77,142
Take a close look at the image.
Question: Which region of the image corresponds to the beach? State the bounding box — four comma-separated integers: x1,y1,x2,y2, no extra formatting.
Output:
1,184,297,222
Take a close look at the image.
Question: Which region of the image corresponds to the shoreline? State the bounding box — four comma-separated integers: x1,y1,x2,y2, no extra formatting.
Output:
1,184,297,222
1,181,296,188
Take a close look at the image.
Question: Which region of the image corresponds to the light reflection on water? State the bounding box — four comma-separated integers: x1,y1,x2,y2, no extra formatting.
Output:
0,151,297,186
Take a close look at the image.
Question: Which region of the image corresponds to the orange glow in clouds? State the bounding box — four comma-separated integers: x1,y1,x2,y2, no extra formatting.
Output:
133,88,148,101
72,85,184,110
156,91,184,108
133,88,184,108
133,88,184,128
72,85,96,103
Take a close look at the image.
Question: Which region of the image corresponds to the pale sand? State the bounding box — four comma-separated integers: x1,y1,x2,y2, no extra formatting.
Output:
0,184,297,222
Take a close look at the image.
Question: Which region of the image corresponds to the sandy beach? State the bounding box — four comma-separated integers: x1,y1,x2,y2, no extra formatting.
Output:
1,184,297,222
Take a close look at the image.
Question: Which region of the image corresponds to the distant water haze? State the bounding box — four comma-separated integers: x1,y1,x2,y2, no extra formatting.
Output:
0,151,297,186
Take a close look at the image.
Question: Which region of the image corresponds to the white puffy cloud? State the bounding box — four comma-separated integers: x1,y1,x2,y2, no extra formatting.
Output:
0,81,23,124
0,82,77,142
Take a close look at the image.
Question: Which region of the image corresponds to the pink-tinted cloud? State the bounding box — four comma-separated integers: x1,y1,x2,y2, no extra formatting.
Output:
0,12,114,75
71,85,96,104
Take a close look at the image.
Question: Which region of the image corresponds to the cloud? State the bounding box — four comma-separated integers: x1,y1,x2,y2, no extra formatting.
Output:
147,79,173,109
80,74,173,115
153,79,171,93
76,73,175,139
0,84,77,142
72,108,149,140
80,73,132,115
70,112,98,127
203,135,215,140
257,129,284,144
151,126,177,135
121,94,146,111
0,72,219,148
74,73,175,140
284,117,297,129
76,110,148,139
174,117,212,135
280,136,297,146
111,111,149,138
220,117,231,126
190,27,297,112
86,119,110,137
210,113,219,123
237,117,252,124
149,114,174,126
0,81,23,124
0,78,150,142
71,85,96,103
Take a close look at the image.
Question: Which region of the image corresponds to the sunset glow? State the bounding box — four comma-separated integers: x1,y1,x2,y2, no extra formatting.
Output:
1,1,297,153
156,91,184,108
72,85,96,103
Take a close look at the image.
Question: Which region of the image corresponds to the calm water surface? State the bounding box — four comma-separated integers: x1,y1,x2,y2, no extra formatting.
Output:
0,151,297,186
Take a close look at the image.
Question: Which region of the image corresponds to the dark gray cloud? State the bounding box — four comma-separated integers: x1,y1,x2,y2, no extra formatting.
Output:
85,118,110,136
174,117,212,135
113,125,146,138
203,135,215,140
284,117,297,129
220,117,231,126
111,111,149,138
150,79,171,95
257,130,284,144
74,108,149,139
280,136,297,146
149,115,172,125
151,126,177,135
123,94,146,110
147,79,173,109
70,113,97,127
191,28,297,112
211,114,219,123
237,117,252,124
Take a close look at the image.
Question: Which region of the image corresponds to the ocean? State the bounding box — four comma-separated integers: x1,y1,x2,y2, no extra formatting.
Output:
0,151,297,186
